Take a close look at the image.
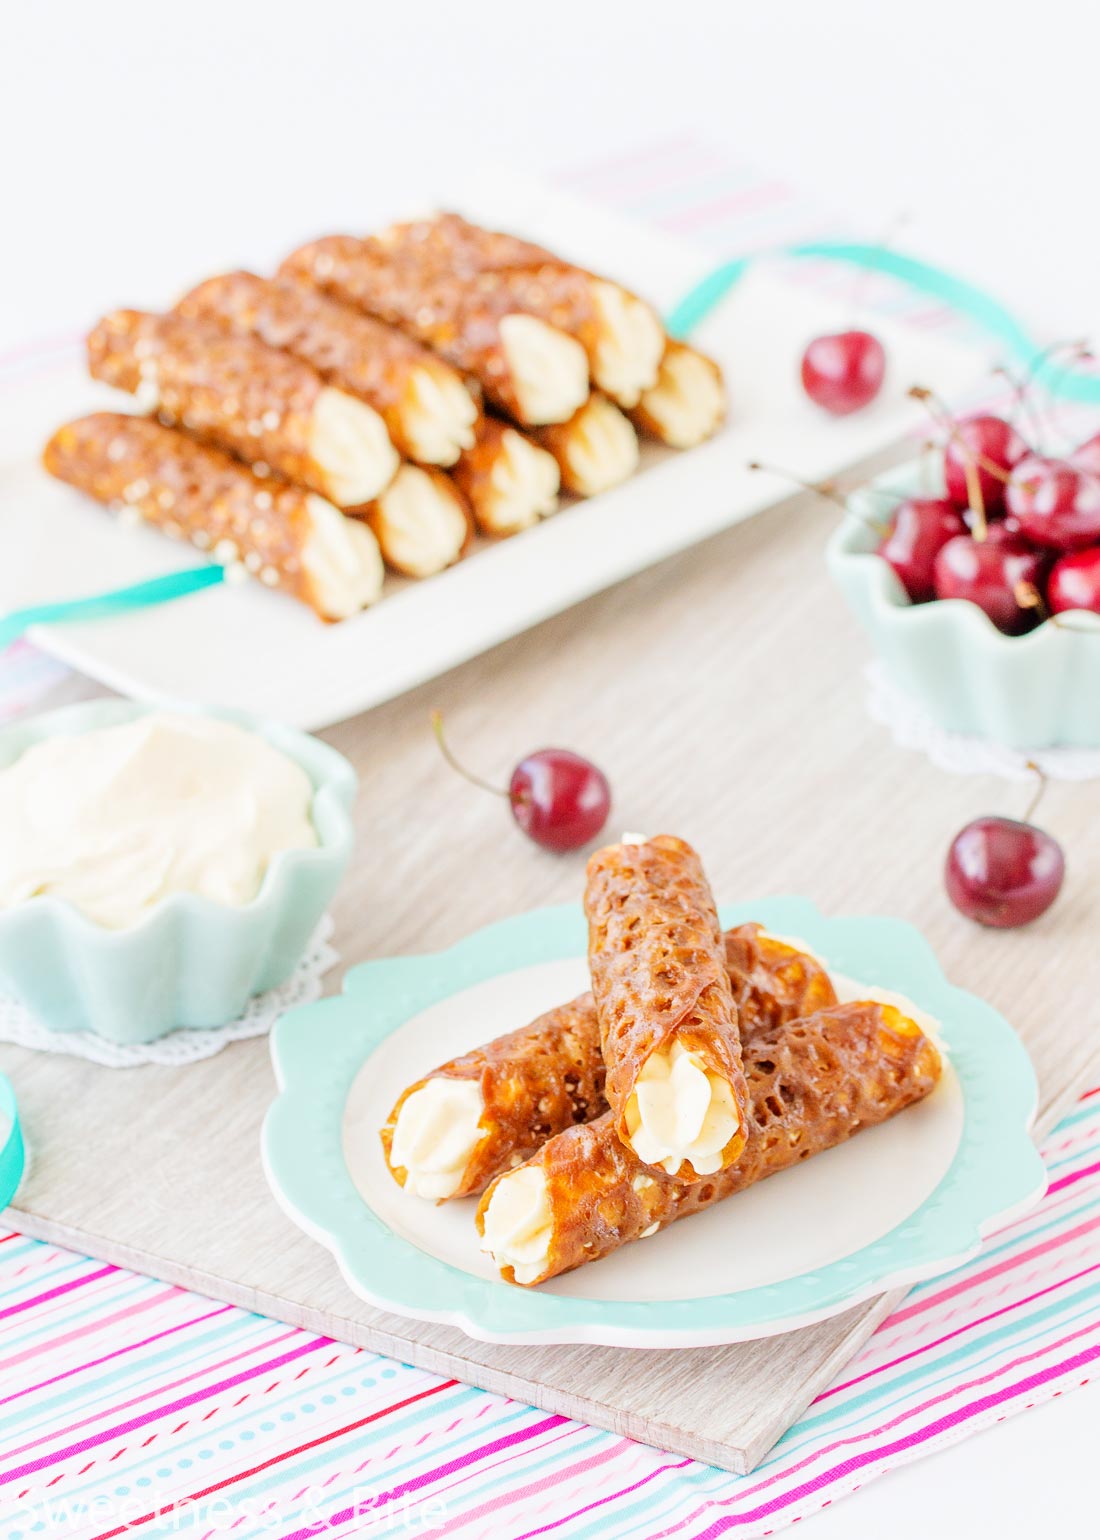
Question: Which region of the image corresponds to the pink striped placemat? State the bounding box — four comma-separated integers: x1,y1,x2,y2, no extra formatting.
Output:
1,1091,1097,1540
3,144,1099,1539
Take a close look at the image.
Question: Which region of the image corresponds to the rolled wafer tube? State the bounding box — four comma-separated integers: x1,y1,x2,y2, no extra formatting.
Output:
534,394,639,496
380,926,830,1201
87,309,399,506
478,1001,942,1285
352,464,472,579
450,417,560,536
630,341,727,448
381,995,604,1200
280,236,591,427
725,923,837,1030
42,414,384,620
370,214,667,408
585,834,749,1180
175,272,479,467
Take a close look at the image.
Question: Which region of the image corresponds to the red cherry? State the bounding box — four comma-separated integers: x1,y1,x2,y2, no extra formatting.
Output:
1048,546,1100,614
942,415,1028,515
1071,431,1100,478
966,509,1024,540
932,533,1046,634
800,331,885,416
1004,455,1100,550
509,750,611,852
876,498,967,602
431,712,610,853
945,816,1064,928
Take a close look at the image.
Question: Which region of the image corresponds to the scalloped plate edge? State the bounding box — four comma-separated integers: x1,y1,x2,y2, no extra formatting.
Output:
262,900,1046,1348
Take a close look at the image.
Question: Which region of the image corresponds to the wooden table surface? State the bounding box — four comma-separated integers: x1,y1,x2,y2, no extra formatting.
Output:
4,459,1098,1473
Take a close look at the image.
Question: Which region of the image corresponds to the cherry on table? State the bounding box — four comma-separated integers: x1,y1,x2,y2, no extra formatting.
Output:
942,414,1028,516
876,498,967,603
800,330,886,416
509,750,612,851
945,769,1064,928
431,712,611,852
932,532,1046,634
1048,546,1100,614
1004,455,1100,550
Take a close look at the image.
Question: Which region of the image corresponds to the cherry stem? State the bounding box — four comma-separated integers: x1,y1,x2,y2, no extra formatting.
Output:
1022,761,1048,825
1014,583,1098,636
908,386,1012,533
747,461,890,535
430,710,511,801
1014,580,1047,619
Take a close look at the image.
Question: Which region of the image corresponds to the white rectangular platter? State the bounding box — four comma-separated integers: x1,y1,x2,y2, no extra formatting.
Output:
0,168,987,729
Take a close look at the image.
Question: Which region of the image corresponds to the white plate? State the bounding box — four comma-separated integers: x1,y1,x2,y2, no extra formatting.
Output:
343,955,963,1304
263,900,1045,1347
1,169,988,730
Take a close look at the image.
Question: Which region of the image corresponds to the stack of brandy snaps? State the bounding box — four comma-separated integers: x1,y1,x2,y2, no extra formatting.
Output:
381,834,943,1287
42,215,727,622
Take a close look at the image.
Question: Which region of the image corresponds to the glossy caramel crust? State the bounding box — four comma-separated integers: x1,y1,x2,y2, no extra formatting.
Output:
375,212,562,277
449,417,552,536
280,235,592,424
725,923,838,1031
380,994,605,1199
175,272,475,465
87,309,332,497
372,213,605,362
380,926,837,1199
42,413,330,616
477,1001,943,1285
585,835,750,1178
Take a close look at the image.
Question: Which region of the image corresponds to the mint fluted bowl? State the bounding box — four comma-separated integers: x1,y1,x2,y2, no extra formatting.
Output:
827,460,1100,749
0,699,356,1043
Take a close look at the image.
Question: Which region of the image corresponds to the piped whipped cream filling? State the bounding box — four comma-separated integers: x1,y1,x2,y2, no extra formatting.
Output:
499,314,589,425
390,1077,485,1200
640,345,725,449
588,280,665,408
0,713,318,929
483,428,560,534
309,386,400,506
625,1037,738,1176
373,465,468,577
400,364,478,465
560,396,639,494
479,1165,553,1283
302,494,385,618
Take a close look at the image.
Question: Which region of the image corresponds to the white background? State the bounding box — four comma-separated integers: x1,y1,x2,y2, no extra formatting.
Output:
3,0,1098,1530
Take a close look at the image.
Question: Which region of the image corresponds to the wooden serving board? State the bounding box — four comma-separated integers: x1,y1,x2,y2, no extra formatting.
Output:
4,453,1100,1475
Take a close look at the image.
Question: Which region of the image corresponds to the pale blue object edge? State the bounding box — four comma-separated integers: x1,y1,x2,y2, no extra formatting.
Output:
666,241,1100,405
264,897,1046,1346
827,460,1100,749
0,565,225,651
0,698,357,1044
0,1075,24,1211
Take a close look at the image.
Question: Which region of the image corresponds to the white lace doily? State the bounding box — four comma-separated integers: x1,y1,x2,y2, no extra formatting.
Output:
865,662,1100,780
0,915,338,1067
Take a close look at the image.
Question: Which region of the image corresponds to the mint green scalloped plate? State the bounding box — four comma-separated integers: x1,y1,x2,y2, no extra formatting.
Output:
263,898,1045,1348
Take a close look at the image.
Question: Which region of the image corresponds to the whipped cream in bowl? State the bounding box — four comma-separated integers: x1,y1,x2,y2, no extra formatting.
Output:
0,712,320,929
0,700,356,1042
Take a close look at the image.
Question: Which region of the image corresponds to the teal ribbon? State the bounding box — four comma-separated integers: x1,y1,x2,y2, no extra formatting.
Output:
666,241,1100,405
0,564,225,652
0,1075,24,1211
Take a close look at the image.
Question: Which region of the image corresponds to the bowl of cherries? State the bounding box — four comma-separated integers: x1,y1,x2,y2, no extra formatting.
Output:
827,406,1100,748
